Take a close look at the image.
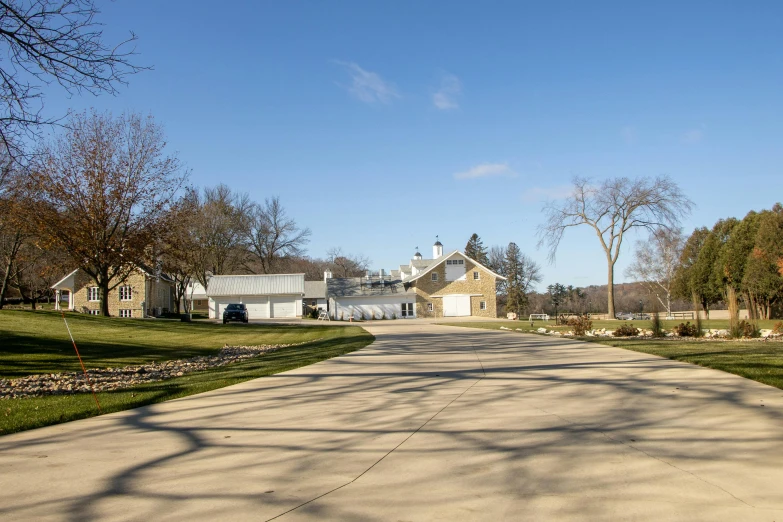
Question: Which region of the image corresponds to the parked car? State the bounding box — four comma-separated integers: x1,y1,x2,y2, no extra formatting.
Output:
615,312,634,320
223,303,248,324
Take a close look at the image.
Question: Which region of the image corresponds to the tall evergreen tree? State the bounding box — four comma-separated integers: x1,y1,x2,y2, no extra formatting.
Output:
464,233,489,265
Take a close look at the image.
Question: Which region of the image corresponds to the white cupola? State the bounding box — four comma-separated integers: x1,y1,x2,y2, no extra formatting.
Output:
433,236,443,259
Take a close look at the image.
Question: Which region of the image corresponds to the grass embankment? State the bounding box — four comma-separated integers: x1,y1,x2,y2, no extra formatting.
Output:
0,310,374,435
442,320,783,391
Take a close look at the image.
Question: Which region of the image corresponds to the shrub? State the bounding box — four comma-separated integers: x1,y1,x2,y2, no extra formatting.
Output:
613,323,639,337
774,321,783,334
392,313,397,320
733,320,760,339
381,312,387,320
674,321,699,337
650,312,664,337
567,315,592,336
308,308,319,319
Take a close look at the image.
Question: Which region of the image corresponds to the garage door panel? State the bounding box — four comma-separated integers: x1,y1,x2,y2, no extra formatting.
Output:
243,297,269,319
270,297,295,318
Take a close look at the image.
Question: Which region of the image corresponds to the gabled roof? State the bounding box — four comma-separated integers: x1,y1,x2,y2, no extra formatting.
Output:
206,274,305,297
304,281,326,299
403,250,507,283
51,269,79,290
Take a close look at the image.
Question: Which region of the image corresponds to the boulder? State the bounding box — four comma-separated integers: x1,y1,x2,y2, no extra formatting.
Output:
537,327,548,334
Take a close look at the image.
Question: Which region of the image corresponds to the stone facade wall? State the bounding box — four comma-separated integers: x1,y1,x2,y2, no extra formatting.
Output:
70,269,174,318
413,257,498,318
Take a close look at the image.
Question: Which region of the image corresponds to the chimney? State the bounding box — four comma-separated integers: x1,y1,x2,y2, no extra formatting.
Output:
433,237,443,259
324,269,332,282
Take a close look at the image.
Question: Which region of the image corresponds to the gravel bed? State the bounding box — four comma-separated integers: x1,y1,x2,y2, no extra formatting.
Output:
1,340,321,400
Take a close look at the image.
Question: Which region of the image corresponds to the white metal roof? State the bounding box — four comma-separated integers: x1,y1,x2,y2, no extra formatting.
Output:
206,274,305,297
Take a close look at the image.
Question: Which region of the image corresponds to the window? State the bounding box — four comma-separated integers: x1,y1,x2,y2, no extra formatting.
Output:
119,309,132,318
473,271,480,280
119,286,132,301
87,287,99,301
446,259,464,265
401,303,414,317
427,302,433,312
88,309,100,315
431,273,438,281
480,301,487,310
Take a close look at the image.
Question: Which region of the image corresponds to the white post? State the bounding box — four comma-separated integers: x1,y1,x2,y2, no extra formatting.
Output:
55,290,60,310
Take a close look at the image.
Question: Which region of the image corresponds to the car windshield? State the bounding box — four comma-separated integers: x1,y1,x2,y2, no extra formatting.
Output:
226,304,244,311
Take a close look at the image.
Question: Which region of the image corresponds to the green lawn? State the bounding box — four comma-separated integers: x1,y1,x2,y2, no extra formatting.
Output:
441,320,783,391
0,310,374,435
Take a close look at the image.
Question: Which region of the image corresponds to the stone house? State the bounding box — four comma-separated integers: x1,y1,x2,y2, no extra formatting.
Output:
52,266,175,318
326,240,505,319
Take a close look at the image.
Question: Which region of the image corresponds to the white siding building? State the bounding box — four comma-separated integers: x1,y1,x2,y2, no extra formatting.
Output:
207,274,305,319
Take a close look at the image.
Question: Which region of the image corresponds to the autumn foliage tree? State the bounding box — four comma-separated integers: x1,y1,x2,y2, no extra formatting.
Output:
28,110,186,316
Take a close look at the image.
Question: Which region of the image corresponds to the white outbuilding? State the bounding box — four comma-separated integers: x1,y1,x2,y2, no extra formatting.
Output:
207,274,305,319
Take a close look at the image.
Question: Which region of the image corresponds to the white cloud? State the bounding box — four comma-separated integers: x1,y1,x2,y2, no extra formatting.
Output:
433,73,461,110
454,163,516,180
334,61,400,104
681,128,703,144
621,126,637,144
521,185,574,202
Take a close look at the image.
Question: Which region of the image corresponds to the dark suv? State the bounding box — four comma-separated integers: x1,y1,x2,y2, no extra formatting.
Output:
223,303,248,324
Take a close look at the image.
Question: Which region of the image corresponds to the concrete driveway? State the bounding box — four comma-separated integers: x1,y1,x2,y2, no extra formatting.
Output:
1,324,782,520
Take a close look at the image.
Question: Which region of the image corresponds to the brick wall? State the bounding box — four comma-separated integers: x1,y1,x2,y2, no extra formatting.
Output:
413,257,499,318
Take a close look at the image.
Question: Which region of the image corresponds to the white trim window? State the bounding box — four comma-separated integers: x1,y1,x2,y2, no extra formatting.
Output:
119,309,132,318
473,271,480,280
87,287,100,301
119,286,133,301
88,309,100,315
431,273,438,282
427,302,433,312
480,301,487,310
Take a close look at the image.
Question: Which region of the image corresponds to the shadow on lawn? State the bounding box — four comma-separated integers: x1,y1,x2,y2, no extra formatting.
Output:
2,328,783,519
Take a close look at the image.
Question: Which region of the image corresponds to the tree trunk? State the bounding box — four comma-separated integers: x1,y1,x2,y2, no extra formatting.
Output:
607,262,616,318
0,258,12,310
99,272,110,316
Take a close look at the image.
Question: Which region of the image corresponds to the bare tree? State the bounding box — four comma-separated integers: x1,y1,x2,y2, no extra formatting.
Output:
538,176,693,318
245,196,310,274
0,0,146,159
187,185,250,289
28,110,185,316
326,247,370,277
625,228,684,317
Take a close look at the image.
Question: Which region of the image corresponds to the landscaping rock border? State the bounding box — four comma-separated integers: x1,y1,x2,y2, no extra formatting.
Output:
0,340,322,400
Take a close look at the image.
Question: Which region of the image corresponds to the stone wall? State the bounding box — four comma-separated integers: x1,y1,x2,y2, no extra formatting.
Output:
70,269,174,317
413,257,498,318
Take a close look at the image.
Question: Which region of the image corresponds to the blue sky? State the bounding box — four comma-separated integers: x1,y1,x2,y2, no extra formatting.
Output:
41,1,783,289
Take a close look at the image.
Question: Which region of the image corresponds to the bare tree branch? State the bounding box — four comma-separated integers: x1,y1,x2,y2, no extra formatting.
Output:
0,0,148,159
537,175,693,317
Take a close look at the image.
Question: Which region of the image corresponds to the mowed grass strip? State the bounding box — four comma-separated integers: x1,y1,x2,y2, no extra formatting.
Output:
0,310,352,378
441,320,783,391
0,311,374,435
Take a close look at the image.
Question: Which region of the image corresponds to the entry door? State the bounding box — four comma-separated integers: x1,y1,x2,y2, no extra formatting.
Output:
444,295,471,317
401,303,414,318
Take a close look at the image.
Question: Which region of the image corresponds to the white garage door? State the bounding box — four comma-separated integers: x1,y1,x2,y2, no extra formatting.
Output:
443,295,471,317
243,297,269,319
270,297,296,318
